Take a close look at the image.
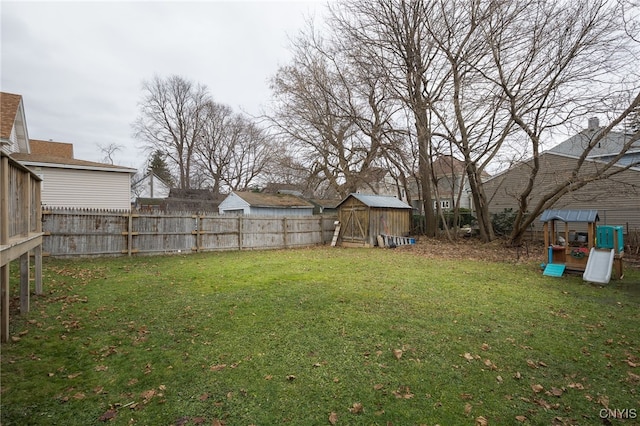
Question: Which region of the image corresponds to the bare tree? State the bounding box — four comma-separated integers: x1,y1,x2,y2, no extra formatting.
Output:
97,142,124,165
268,31,386,198
482,0,640,245
133,75,210,189
328,0,450,236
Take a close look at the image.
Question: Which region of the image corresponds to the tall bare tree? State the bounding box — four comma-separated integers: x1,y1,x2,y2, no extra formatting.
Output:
268,32,387,198
328,0,450,236
482,0,640,244
133,75,210,189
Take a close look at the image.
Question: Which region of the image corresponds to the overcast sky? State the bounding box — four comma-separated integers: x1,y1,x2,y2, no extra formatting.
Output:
1,0,328,170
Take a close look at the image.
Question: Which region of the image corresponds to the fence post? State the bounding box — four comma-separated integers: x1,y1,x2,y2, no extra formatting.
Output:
127,213,133,256
238,217,243,250
283,217,288,249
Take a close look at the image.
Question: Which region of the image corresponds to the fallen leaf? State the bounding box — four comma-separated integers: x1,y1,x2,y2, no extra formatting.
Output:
483,359,497,370
465,403,473,415
393,349,403,360
549,387,563,397
349,402,364,414
568,382,584,389
534,398,552,409
373,384,384,390
67,373,81,379
329,411,338,425
212,420,226,426
264,375,273,380
526,360,538,369
531,384,544,393
496,375,503,383
392,386,414,399
597,395,609,408
98,409,117,422
475,416,488,426
210,364,227,371
463,353,475,362
199,393,209,401
515,415,527,422
73,392,86,400
286,375,296,381
514,371,522,380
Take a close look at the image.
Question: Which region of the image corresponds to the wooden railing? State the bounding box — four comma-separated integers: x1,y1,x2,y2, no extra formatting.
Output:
1,151,44,342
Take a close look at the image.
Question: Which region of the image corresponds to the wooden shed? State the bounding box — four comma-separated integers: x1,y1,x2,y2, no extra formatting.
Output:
337,193,412,247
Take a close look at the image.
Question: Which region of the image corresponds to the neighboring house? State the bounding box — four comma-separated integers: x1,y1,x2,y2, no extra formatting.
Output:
369,156,489,216
483,117,640,233
0,92,30,154
218,191,315,216
431,155,489,213
2,91,136,210
132,172,171,209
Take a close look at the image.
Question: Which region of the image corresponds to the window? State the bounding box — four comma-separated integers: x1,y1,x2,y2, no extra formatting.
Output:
433,199,451,210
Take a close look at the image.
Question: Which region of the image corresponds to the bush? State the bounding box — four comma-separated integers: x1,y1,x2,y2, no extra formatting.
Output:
492,208,518,236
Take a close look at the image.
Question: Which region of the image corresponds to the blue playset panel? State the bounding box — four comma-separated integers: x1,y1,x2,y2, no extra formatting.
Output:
596,225,624,253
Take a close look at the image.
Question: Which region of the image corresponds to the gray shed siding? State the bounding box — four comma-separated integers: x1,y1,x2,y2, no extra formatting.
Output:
218,192,314,216
218,193,250,215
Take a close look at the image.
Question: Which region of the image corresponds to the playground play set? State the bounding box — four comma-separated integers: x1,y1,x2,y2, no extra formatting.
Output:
540,209,624,284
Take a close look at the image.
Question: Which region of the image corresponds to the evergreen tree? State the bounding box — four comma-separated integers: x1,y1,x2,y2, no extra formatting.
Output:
148,150,174,187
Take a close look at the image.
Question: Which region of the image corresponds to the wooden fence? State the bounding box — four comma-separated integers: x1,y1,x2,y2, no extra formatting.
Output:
41,208,338,257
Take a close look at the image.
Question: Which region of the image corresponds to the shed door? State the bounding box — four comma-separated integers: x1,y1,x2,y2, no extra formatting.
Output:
341,207,368,243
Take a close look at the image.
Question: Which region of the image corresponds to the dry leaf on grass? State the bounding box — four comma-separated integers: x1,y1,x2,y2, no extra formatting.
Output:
531,384,544,393
475,416,488,426
329,412,338,425
349,402,364,414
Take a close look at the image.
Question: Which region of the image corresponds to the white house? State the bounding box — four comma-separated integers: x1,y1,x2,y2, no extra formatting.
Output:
132,172,171,201
2,91,136,210
218,191,315,216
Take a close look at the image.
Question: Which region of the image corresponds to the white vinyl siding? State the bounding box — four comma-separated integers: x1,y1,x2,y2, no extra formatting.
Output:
39,167,131,209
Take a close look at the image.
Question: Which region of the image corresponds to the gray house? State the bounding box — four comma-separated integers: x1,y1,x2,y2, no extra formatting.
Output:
484,118,640,235
218,191,314,216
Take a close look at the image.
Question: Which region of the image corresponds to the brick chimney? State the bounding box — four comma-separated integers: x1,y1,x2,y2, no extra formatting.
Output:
587,117,599,131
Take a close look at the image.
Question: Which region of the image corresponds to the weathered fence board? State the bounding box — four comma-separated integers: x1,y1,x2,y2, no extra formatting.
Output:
42,208,337,257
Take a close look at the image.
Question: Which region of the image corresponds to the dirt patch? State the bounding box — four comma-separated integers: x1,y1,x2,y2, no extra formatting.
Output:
395,237,546,264
396,237,640,269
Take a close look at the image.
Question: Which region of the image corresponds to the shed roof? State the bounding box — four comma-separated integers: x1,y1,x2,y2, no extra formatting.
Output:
540,209,599,223
339,193,411,209
233,191,314,208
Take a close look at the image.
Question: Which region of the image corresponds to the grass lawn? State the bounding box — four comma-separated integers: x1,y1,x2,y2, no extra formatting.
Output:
1,245,639,425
